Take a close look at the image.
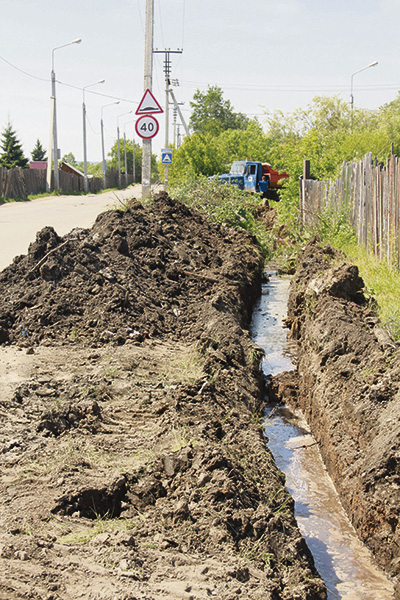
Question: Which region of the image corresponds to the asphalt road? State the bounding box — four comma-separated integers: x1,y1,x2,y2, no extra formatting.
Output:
0,186,140,271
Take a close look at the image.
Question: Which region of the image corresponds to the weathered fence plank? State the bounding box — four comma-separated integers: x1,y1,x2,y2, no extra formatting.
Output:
0,165,134,201
300,151,400,270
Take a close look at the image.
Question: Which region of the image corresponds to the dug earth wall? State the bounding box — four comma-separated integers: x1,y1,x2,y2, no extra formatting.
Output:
271,240,400,597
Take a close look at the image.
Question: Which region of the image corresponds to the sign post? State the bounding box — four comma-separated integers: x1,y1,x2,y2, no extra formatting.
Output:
136,87,163,196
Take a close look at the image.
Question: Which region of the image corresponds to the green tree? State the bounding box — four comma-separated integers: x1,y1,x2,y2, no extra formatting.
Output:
61,152,77,165
189,86,250,134
108,140,159,183
169,121,271,186
0,122,28,169
31,139,47,161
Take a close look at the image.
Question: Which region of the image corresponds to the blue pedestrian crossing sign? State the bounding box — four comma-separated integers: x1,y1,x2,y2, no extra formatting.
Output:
161,149,173,164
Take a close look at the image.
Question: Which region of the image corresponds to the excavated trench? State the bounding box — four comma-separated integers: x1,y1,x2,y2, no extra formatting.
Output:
251,271,395,599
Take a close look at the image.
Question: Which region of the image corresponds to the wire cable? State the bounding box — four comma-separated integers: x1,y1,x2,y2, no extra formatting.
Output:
0,54,49,82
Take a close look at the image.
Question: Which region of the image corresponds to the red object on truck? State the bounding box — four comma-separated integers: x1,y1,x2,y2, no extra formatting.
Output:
261,163,289,188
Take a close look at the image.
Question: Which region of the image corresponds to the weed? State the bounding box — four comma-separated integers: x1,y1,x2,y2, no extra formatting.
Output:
102,363,119,379
241,531,275,566
250,346,265,367
70,326,80,342
59,513,136,545
160,349,205,385
170,176,272,257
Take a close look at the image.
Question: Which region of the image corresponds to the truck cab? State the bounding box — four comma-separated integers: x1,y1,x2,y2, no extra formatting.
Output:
217,161,268,195
211,160,288,199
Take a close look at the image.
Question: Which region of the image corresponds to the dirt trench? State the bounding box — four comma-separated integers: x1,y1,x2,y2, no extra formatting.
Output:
270,240,400,598
0,194,326,600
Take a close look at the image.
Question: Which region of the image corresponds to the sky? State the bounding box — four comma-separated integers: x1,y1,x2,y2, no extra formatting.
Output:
1,0,400,165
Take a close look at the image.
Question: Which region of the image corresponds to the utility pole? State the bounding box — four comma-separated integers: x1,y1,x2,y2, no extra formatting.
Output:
171,102,183,147
169,86,190,138
153,49,182,190
141,0,154,199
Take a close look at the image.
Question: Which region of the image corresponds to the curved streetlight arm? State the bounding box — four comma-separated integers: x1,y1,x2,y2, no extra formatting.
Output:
83,79,105,103
52,38,81,71
101,100,120,120
350,61,378,109
117,110,133,127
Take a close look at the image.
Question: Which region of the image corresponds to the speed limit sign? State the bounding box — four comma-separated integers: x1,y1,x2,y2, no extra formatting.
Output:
135,114,159,139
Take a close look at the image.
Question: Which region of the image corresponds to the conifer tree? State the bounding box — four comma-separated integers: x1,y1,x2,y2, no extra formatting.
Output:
31,139,47,161
0,122,28,169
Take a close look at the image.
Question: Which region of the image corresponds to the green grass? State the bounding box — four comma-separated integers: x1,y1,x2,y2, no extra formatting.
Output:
59,514,136,545
341,242,400,340
170,176,275,258
304,204,400,340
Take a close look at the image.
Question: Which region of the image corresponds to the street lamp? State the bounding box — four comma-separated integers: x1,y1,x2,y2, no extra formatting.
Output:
82,79,105,193
350,61,378,112
101,101,120,187
117,111,132,187
46,38,82,193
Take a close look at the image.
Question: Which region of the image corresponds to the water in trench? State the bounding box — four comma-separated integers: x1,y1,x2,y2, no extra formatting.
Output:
250,273,395,600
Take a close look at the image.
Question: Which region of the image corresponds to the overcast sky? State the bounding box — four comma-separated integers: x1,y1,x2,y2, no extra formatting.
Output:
2,0,400,164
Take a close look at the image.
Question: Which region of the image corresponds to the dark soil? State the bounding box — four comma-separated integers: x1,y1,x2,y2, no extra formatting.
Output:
270,239,400,598
0,194,326,600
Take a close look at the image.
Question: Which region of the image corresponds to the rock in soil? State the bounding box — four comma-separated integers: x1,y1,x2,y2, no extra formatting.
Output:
0,193,326,599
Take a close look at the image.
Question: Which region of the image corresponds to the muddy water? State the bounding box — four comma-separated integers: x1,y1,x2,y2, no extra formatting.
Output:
250,274,395,600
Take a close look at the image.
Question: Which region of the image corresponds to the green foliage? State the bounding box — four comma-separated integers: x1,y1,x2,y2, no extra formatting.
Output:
31,139,46,161
108,140,158,183
338,241,400,341
189,85,250,134
168,121,271,186
171,176,273,257
62,152,77,165
0,122,28,169
76,161,103,178
264,95,395,229
308,205,357,249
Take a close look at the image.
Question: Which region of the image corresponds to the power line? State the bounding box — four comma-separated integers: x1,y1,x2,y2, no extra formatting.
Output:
0,54,48,82
0,53,139,105
179,79,400,93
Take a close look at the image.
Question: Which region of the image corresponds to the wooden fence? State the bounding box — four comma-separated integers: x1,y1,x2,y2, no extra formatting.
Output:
300,151,400,269
0,166,134,201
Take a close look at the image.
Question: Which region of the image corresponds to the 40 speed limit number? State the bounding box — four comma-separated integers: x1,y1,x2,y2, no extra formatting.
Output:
135,114,159,139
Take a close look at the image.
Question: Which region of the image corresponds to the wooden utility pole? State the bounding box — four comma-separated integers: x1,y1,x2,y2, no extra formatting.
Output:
141,0,154,199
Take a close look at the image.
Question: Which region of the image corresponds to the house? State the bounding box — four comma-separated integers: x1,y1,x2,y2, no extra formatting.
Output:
59,162,84,178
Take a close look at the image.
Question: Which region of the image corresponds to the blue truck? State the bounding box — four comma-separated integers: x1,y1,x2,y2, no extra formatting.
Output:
211,160,289,200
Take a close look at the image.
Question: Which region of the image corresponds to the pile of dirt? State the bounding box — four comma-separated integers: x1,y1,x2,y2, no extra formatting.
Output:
0,194,261,347
271,239,400,596
0,195,326,600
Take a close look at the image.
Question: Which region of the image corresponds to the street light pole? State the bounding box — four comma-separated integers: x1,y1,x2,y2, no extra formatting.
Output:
124,132,128,186
82,79,105,193
47,38,81,193
101,101,119,188
350,61,378,129
117,111,132,187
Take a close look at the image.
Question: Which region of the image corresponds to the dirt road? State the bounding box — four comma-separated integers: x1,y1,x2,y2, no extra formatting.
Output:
0,186,140,271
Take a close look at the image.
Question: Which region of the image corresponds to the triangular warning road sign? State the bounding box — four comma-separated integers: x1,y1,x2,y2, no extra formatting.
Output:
136,88,164,115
